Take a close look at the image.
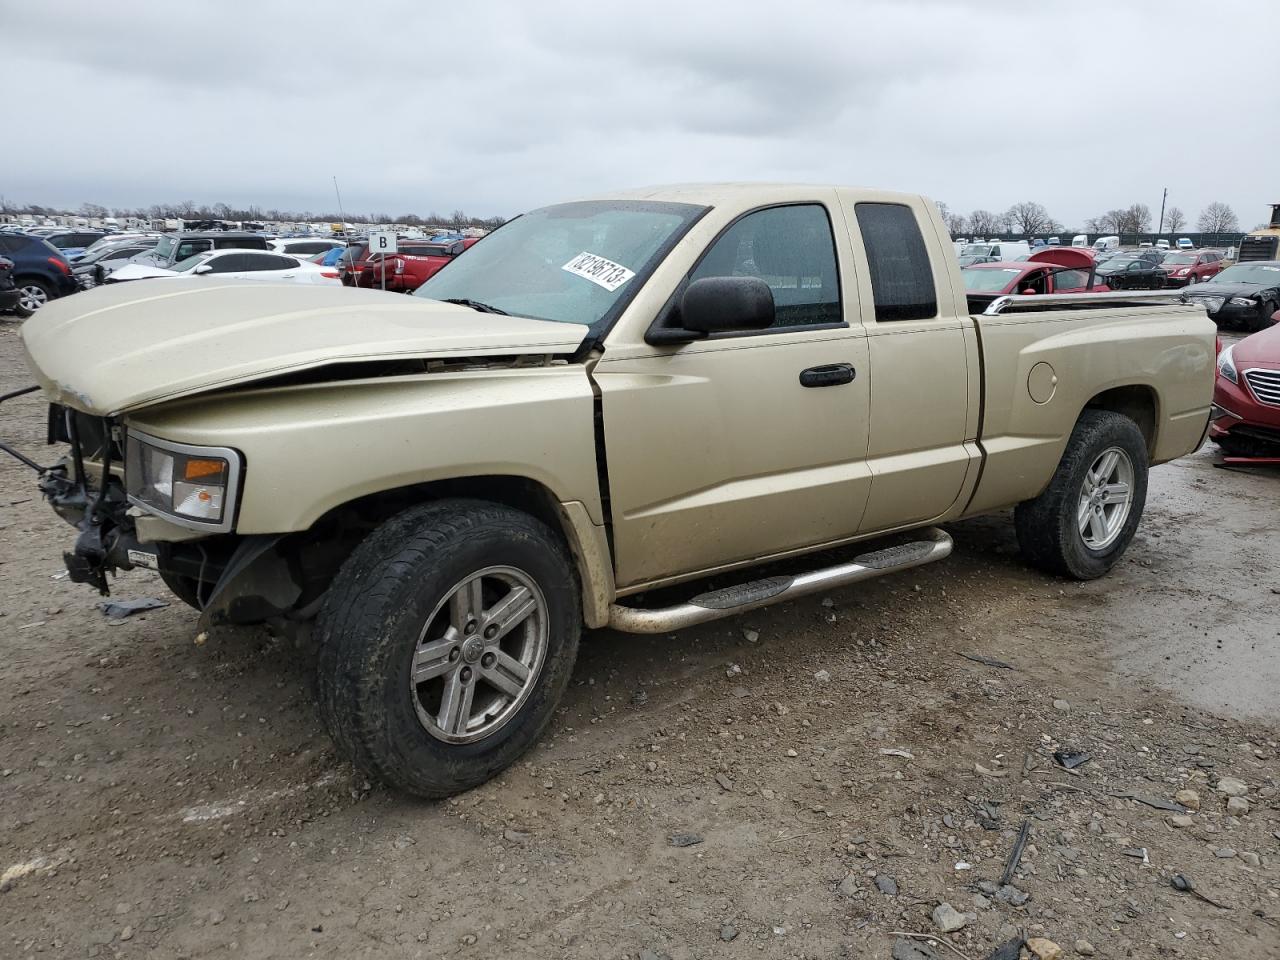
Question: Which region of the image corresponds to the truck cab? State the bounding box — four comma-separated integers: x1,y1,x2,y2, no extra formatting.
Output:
1238,203,1280,263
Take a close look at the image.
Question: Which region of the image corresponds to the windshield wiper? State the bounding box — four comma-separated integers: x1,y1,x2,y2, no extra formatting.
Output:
442,298,509,316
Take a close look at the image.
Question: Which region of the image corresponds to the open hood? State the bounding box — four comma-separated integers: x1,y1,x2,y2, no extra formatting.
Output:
21,280,589,415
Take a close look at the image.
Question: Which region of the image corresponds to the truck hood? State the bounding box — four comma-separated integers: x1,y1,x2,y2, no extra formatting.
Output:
21,280,589,415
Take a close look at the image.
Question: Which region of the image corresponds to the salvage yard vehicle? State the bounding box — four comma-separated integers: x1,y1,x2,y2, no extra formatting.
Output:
107,249,340,285
962,247,1108,307
0,255,27,317
1237,203,1280,263
1180,262,1280,331
1159,250,1224,287
1097,254,1167,290
1210,312,1280,456
0,232,78,312
130,231,271,269
4,184,1216,799
358,239,467,292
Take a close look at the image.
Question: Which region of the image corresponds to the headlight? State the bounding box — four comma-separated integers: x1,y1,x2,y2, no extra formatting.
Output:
125,431,242,531
1174,268,1189,276
1229,297,1256,307
1217,344,1238,385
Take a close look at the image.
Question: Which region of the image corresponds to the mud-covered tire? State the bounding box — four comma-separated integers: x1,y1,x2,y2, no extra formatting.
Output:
314,499,580,798
1014,410,1149,580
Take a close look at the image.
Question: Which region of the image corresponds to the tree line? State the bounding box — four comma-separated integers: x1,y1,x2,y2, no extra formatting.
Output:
0,198,507,230
937,200,1245,237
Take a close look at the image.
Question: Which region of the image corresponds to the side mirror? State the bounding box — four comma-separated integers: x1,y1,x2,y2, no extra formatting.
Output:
681,276,775,334
193,263,213,275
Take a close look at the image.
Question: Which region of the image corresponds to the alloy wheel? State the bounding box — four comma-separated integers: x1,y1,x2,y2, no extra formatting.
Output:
409,565,548,744
1077,447,1134,550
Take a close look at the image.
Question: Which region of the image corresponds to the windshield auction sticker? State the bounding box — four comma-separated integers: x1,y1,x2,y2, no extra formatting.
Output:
562,252,635,292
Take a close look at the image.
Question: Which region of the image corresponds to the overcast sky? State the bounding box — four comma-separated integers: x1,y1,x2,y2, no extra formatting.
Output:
6,1,1278,228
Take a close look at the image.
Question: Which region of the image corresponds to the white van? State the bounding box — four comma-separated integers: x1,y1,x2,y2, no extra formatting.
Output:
1071,234,1089,248
960,240,1031,262
1092,235,1120,253
1156,239,1171,250
1177,238,1194,250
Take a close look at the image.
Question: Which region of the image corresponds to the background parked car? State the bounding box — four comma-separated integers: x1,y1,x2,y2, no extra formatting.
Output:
108,249,340,285
339,238,466,286
1160,250,1224,287
0,233,78,311
1210,315,1280,456
1096,255,1167,290
961,247,1109,306
358,240,467,292
268,237,346,259
1180,262,1280,331
131,231,271,269
41,229,106,260
73,241,163,288
0,255,26,317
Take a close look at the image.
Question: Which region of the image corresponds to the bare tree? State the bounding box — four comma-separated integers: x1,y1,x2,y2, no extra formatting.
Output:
1113,203,1151,234
935,201,967,236
1006,201,1053,236
79,202,108,219
966,210,1000,236
1197,202,1238,234
1164,207,1186,233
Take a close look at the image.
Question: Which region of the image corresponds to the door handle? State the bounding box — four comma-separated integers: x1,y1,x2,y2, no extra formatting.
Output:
799,363,855,388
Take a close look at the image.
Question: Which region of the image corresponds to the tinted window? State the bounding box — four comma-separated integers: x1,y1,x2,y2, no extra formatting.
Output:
174,239,213,260
214,236,268,250
688,204,841,329
247,254,301,270
207,254,247,273
283,241,331,255
855,203,937,321
1052,269,1088,290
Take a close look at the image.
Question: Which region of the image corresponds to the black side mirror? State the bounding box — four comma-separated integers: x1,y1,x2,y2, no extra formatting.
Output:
646,276,776,345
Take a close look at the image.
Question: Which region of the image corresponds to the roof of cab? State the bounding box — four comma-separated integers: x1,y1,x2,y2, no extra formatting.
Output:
576,182,926,207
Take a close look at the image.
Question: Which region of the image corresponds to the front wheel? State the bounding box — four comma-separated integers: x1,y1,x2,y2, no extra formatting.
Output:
315,500,581,798
1015,410,1149,579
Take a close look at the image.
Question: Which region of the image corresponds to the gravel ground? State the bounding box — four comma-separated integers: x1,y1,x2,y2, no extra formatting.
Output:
1,317,1277,960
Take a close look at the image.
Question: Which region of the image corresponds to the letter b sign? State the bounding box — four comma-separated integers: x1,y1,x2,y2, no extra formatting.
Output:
369,231,397,255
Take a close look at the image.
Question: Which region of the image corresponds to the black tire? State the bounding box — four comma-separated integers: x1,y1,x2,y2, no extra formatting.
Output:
15,278,52,313
314,499,580,798
1014,410,1149,580
158,566,205,610
1251,299,1278,332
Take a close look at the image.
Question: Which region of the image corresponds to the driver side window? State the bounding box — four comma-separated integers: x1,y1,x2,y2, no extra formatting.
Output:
687,204,842,329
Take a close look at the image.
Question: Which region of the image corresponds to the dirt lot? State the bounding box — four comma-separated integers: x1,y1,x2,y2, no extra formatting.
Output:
1,319,1277,960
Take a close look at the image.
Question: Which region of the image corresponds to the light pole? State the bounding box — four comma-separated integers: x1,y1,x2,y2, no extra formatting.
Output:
1157,187,1167,237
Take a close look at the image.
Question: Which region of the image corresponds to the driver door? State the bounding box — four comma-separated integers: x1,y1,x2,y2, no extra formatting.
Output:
594,201,874,591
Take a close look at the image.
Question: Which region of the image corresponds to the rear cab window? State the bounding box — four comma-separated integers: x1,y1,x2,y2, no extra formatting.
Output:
854,202,938,321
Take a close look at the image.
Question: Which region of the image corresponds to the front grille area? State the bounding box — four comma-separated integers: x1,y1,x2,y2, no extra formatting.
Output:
1237,235,1279,263
1244,368,1280,407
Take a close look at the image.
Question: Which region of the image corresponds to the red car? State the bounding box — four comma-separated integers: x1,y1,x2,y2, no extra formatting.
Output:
962,247,1109,301
358,239,468,293
339,239,465,287
1159,250,1225,288
1209,310,1280,456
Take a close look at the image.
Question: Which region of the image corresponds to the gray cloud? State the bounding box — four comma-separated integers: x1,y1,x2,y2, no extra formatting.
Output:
6,0,1278,228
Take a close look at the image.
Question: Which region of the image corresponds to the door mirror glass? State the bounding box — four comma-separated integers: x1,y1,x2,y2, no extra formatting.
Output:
193,263,214,275
681,276,775,334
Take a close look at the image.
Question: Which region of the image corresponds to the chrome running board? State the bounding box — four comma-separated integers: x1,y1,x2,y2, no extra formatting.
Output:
606,527,953,634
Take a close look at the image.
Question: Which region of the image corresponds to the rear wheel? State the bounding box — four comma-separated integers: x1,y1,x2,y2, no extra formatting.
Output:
315,500,581,798
1015,410,1149,580
16,278,51,312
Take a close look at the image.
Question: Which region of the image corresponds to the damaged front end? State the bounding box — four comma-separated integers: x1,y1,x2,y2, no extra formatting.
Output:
2,390,323,624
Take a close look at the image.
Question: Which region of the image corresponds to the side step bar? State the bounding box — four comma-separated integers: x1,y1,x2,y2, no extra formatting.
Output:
606,527,953,634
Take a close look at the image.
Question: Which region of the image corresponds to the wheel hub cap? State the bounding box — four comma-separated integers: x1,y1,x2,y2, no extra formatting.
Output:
408,565,548,744
1077,446,1135,550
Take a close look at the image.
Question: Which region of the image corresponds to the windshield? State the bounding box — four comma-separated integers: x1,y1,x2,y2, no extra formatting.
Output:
173,252,214,273
414,200,706,328
1163,254,1196,265
962,267,1023,292
1209,264,1280,284
154,236,176,260
1099,257,1137,270
961,244,995,257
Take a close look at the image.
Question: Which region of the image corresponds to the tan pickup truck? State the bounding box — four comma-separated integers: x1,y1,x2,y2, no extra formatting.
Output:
7,184,1215,797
